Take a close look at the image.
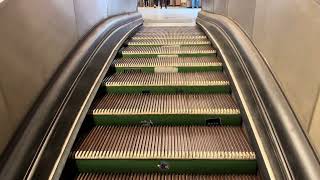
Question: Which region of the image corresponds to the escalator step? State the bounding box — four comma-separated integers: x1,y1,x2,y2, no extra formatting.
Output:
121,45,216,58
75,173,260,180
135,31,205,36
114,57,222,73
102,72,230,94
135,30,205,35
138,27,203,34
139,26,203,33
89,94,240,126
72,126,256,174
128,39,211,46
132,34,207,40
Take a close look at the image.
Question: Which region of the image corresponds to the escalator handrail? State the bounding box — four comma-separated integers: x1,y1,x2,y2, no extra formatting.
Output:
0,12,143,180
197,11,320,180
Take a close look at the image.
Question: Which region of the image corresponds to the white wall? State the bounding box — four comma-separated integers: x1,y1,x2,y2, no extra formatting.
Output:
0,0,138,154
202,0,320,156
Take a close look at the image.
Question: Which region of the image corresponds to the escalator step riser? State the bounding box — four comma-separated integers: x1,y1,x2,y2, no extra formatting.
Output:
121,45,216,58
90,94,241,126
102,72,230,94
114,57,222,73
72,126,256,174
76,173,260,180
128,39,211,46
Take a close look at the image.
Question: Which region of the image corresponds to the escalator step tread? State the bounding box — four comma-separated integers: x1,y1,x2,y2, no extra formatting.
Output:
102,72,230,93
122,45,216,55
132,34,207,40
103,72,229,87
114,57,221,68
113,56,222,73
135,31,205,36
72,126,255,160
128,39,211,46
138,26,203,34
90,94,239,115
76,173,260,179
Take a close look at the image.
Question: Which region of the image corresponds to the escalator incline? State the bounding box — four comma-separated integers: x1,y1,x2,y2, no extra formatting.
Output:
62,26,260,179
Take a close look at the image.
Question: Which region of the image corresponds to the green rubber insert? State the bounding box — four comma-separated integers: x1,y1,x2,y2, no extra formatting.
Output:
103,85,230,94
89,114,241,126
116,67,155,73
115,66,223,73
178,66,223,72
121,53,215,58
75,159,257,174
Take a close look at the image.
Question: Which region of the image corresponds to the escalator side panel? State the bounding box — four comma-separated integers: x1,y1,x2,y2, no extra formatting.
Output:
197,12,320,179
22,13,143,180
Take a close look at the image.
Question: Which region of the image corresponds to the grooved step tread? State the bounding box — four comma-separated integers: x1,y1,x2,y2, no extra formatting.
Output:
139,26,203,33
132,35,207,40
90,94,239,115
114,57,221,68
135,31,205,36
76,173,260,180
73,126,255,160
72,126,256,174
102,72,230,94
89,94,240,126
103,72,229,87
128,39,211,46
138,28,203,34
122,45,216,57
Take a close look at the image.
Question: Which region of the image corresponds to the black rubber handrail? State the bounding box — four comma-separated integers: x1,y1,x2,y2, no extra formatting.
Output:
197,11,320,180
0,13,143,180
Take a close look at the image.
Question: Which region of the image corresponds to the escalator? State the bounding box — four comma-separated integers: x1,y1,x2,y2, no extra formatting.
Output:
1,1,319,179
61,26,261,179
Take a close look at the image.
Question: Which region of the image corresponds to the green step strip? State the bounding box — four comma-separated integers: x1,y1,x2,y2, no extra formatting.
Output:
102,85,230,94
115,66,223,73
75,159,257,174
90,114,241,126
